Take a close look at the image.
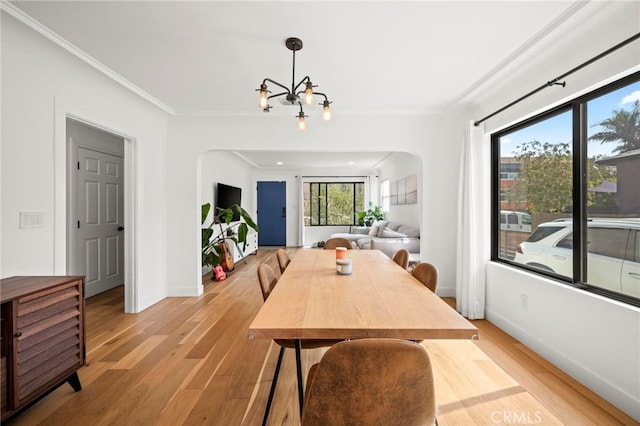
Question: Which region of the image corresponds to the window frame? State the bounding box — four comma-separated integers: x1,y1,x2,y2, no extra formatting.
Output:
305,181,365,226
491,71,640,307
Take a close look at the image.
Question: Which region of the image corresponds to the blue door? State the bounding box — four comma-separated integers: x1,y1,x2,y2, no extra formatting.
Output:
257,181,286,246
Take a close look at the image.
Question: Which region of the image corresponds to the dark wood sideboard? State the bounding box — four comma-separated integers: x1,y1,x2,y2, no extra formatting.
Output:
1,276,86,422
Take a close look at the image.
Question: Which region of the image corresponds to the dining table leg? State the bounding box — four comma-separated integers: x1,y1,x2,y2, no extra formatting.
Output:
295,338,304,416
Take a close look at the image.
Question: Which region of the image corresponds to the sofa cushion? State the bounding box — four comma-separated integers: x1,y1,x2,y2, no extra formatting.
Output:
370,238,421,258
330,233,364,243
375,220,389,237
396,225,420,238
351,226,371,235
356,238,373,250
379,228,408,238
385,222,403,232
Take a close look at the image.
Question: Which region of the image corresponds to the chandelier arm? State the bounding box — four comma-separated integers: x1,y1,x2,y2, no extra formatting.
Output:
313,92,330,101
297,102,307,117
293,76,312,93
263,78,291,95
267,91,289,100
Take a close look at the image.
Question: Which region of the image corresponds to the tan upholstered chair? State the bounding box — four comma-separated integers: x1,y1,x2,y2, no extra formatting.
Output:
257,263,279,301
256,263,342,425
302,338,437,426
276,248,291,274
411,262,438,293
323,237,353,250
392,249,410,270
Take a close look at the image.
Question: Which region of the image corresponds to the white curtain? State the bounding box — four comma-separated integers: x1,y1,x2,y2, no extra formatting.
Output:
365,175,380,206
455,121,487,319
297,176,305,247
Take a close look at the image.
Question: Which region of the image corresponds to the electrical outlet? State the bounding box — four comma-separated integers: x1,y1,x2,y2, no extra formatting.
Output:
521,293,528,309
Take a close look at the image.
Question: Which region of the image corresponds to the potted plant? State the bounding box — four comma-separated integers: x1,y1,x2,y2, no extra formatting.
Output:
357,202,384,226
202,203,259,272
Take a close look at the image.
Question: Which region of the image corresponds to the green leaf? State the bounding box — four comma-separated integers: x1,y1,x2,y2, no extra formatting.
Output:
218,207,233,224
202,228,213,246
202,203,211,225
237,222,248,243
238,206,259,232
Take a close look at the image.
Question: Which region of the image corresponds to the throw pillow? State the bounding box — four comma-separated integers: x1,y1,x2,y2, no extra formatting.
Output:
380,228,408,238
368,224,379,237
375,220,389,237
397,225,420,238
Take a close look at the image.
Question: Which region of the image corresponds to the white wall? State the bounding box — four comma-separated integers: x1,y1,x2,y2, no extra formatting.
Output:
1,12,170,312
376,152,421,228
443,1,640,419
200,151,255,214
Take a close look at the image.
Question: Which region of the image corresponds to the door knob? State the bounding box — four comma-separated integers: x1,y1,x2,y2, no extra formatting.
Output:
117,226,125,231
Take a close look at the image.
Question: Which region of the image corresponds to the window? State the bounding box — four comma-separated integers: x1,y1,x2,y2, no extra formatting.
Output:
304,182,365,226
493,72,640,306
381,179,390,212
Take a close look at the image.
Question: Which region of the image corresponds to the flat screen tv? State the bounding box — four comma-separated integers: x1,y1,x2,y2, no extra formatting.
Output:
216,183,242,221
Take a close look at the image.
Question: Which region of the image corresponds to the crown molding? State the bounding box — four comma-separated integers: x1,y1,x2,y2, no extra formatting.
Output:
1,1,174,115
172,108,442,117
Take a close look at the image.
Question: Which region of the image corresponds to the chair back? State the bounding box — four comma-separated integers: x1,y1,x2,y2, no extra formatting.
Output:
392,249,410,270
411,262,438,293
302,338,436,426
323,237,353,250
257,263,278,302
276,249,291,274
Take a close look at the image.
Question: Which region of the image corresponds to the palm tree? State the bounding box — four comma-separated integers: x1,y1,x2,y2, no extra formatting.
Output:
588,100,640,154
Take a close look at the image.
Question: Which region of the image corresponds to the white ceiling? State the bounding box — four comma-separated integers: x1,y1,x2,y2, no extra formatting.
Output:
4,0,590,168
233,150,394,170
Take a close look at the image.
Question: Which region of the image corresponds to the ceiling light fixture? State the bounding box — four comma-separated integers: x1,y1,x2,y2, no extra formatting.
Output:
257,37,332,131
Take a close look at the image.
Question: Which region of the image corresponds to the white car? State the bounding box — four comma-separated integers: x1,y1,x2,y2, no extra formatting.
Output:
514,218,640,297
500,210,532,233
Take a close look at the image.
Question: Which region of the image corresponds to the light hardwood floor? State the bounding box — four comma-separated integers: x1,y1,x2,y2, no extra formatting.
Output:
6,248,637,425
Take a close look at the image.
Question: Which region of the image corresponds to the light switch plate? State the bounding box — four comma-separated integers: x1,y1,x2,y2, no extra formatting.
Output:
19,211,45,229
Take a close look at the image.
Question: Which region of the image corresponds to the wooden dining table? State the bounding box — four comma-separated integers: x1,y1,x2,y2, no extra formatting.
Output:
248,248,478,417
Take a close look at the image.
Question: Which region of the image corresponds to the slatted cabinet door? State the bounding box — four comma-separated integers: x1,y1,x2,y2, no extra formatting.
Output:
1,276,85,420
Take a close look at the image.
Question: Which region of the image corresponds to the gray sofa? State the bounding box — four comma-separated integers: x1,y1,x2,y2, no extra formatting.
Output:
330,220,420,259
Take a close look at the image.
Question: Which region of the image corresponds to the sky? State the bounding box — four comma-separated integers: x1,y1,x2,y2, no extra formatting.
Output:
500,83,640,158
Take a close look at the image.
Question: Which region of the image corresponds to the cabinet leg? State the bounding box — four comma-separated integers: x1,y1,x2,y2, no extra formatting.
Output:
67,372,82,392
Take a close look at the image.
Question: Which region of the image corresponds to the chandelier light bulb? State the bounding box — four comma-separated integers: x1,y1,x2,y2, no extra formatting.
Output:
322,102,332,121
304,82,314,105
298,114,307,131
258,84,268,109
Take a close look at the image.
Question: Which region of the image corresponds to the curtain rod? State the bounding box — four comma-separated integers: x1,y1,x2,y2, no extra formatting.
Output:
473,32,640,127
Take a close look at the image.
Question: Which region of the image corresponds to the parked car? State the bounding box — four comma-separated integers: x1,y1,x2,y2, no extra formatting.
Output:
500,210,532,233
514,218,640,297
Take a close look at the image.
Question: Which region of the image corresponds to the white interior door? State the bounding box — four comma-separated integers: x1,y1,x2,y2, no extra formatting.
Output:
77,147,124,297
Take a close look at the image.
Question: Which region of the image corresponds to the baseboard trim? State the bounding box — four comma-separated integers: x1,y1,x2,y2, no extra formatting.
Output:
486,308,640,422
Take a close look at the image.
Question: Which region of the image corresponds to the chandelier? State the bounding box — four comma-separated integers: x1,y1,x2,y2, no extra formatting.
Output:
257,37,332,131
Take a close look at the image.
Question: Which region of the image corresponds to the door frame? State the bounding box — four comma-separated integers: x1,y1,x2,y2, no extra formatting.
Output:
65,115,137,313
